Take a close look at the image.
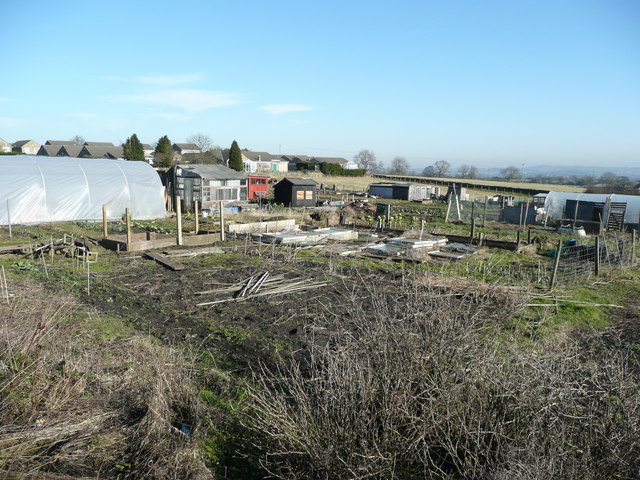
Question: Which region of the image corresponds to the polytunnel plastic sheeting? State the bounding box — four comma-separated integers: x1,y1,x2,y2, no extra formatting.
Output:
544,191,640,224
0,156,166,225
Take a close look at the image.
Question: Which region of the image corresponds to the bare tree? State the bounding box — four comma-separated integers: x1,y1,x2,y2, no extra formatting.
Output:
389,156,409,175
457,164,479,179
422,165,436,177
186,133,216,152
500,165,521,181
70,134,85,145
353,149,382,173
434,160,450,177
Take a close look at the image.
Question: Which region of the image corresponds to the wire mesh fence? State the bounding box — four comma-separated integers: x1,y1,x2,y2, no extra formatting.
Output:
447,231,636,288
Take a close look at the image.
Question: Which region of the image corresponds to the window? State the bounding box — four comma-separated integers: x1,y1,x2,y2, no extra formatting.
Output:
305,190,313,200
296,191,305,200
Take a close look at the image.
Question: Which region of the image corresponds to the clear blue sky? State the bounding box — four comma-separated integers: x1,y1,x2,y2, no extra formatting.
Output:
1,0,638,170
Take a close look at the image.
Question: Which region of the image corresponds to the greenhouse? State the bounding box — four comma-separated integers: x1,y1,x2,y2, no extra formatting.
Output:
0,156,166,225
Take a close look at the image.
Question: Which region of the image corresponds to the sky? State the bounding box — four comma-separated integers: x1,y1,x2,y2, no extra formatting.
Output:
1,0,639,170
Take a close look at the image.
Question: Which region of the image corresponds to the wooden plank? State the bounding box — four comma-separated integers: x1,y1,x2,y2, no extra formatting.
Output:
143,251,187,271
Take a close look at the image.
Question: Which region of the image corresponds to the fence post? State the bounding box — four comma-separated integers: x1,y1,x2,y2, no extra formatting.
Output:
470,218,476,242
219,202,225,242
102,204,108,238
175,196,183,246
194,199,199,234
483,196,488,228
549,239,563,290
125,208,132,250
595,236,600,276
631,230,636,266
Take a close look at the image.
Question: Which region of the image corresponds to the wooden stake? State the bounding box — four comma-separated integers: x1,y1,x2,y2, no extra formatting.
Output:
176,196,183,246
445,194,452,223
470,218,476,241
125,208,132,250
219,202,225,242
523,201,530,228
549,239,563,290
194,199,199,234
102,204,108,238
483,196,488,228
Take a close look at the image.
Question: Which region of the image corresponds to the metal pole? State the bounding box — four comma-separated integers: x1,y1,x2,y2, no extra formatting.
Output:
595,236,601,276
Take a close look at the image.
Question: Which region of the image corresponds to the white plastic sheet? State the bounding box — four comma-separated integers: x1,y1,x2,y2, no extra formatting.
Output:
544,191,640,224
0,156,166,225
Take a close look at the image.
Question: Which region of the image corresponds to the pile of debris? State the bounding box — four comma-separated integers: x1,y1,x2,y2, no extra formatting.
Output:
195,272,329,306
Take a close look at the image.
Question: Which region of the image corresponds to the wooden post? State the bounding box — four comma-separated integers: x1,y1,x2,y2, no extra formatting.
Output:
573,200,580,229
470,218,476,241
420,219,425,241
483,196,488,228
595,236,601,276
194,200,199,234
631,230,636,266
516,230,521,247
549,239,563,289
471,202,475,223
125,208,132,249
219,202,225,242
523,201,530,228
519,203,524,228
527,228,532,245
445,193,452,223
102,204,108,238
175,196,183,246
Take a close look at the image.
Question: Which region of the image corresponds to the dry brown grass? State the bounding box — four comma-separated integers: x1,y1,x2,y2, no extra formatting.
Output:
244,273,640,479
0,279,213,479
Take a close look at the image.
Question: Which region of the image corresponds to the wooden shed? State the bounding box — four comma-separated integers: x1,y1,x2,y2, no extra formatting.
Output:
248,175,269,200
274,178,317,207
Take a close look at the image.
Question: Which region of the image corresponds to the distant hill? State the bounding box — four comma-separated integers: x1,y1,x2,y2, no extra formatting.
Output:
493,165,640,180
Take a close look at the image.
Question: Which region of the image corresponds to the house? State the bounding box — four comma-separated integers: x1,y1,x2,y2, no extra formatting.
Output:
313,156,358,170
165,163,248,212
59,144,83,157
37,145,64,156
274,178,318,207
248,175,269,200
173,143,202,156
45,140,78,146
242,151,289,173
142,144,154,163
77,145,124,159
12,140,41,155
83,141,115,147
0,138,12,153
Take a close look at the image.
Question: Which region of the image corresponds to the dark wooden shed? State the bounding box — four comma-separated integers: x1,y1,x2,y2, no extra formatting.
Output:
274,178,318,207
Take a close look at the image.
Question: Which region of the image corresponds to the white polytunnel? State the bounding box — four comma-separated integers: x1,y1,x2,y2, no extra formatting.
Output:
0,156,167,225
544,191,640,224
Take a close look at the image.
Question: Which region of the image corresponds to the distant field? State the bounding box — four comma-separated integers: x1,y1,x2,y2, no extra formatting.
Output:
271,173,586,196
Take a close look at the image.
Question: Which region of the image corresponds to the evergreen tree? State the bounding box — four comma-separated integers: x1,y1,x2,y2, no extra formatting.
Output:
123,133,145,161
154,135,174,168
229,140,243,171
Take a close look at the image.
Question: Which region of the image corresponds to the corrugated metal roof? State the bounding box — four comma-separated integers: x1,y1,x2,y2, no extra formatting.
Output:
279,177,317,186
180,164,247,180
